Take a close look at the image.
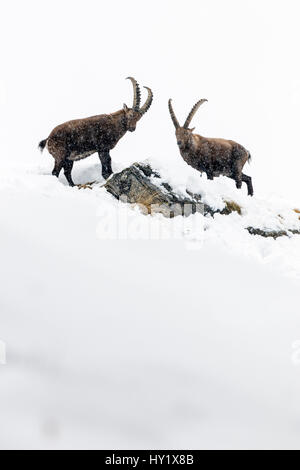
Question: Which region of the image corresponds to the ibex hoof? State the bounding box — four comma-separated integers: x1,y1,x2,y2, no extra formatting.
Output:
103,173,113,180
77,181,96,190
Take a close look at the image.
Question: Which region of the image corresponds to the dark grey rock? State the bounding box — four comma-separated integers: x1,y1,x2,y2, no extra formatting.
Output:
246,227,300,239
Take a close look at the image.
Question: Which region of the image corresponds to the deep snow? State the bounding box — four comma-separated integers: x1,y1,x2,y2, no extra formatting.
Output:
1,156,300,449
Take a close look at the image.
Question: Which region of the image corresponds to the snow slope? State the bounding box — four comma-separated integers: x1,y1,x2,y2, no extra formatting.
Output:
2,0,300,449
1,157,300,449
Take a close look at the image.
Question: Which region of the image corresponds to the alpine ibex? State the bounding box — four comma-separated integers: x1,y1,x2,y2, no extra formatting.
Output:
168,99,253,196
39,77,153,186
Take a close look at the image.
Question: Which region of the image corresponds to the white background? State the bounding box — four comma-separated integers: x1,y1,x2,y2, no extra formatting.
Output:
0,0,300,201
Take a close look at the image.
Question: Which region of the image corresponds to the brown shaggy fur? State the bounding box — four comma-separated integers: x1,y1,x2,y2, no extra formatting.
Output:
168,99,253,196
39,78,153,186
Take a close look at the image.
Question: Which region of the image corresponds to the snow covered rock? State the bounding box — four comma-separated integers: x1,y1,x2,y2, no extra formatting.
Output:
105,162,205,218
105,162,300,239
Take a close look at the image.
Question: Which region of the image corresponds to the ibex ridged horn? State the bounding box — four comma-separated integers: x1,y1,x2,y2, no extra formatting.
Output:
139,86,153,115
168,99,180,129
184,99,207,129
126,77,141,111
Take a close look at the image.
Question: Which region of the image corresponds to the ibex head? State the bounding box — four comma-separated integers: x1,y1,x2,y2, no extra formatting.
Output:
168,98,207,149
124,77,153,132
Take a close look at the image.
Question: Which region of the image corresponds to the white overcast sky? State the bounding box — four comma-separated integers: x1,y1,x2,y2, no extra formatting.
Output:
1,0,300,201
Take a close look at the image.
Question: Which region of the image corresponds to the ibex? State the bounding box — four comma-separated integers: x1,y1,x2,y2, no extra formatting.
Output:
168,99,253,196
39,77,153,186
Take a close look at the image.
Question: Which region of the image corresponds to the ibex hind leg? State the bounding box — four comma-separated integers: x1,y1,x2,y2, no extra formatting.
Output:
63,160,75,187
235,179,242,189
231,159,244,189
52,160,63,178
231,167,242,189
242,173,254,196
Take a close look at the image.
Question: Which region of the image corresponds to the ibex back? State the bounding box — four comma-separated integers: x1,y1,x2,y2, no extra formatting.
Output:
168,99,253,196
39,77,153,186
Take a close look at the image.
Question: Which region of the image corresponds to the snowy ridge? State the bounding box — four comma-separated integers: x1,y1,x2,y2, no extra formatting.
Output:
1,157,300,449
1,158,299,281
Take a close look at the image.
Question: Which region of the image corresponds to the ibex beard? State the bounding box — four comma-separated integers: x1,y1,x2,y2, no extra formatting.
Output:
168,99,253,196
38,77,153,186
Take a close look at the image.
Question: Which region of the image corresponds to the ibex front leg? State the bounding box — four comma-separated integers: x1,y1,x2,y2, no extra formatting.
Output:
98,150,113,180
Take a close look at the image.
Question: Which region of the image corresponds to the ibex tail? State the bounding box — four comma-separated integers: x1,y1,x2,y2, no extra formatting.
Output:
38,139,47,152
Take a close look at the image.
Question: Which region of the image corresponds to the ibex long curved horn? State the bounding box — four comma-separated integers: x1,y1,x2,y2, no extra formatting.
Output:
126,77,141,111
168,99,180,129
184,99,208,129
139,86,153,115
